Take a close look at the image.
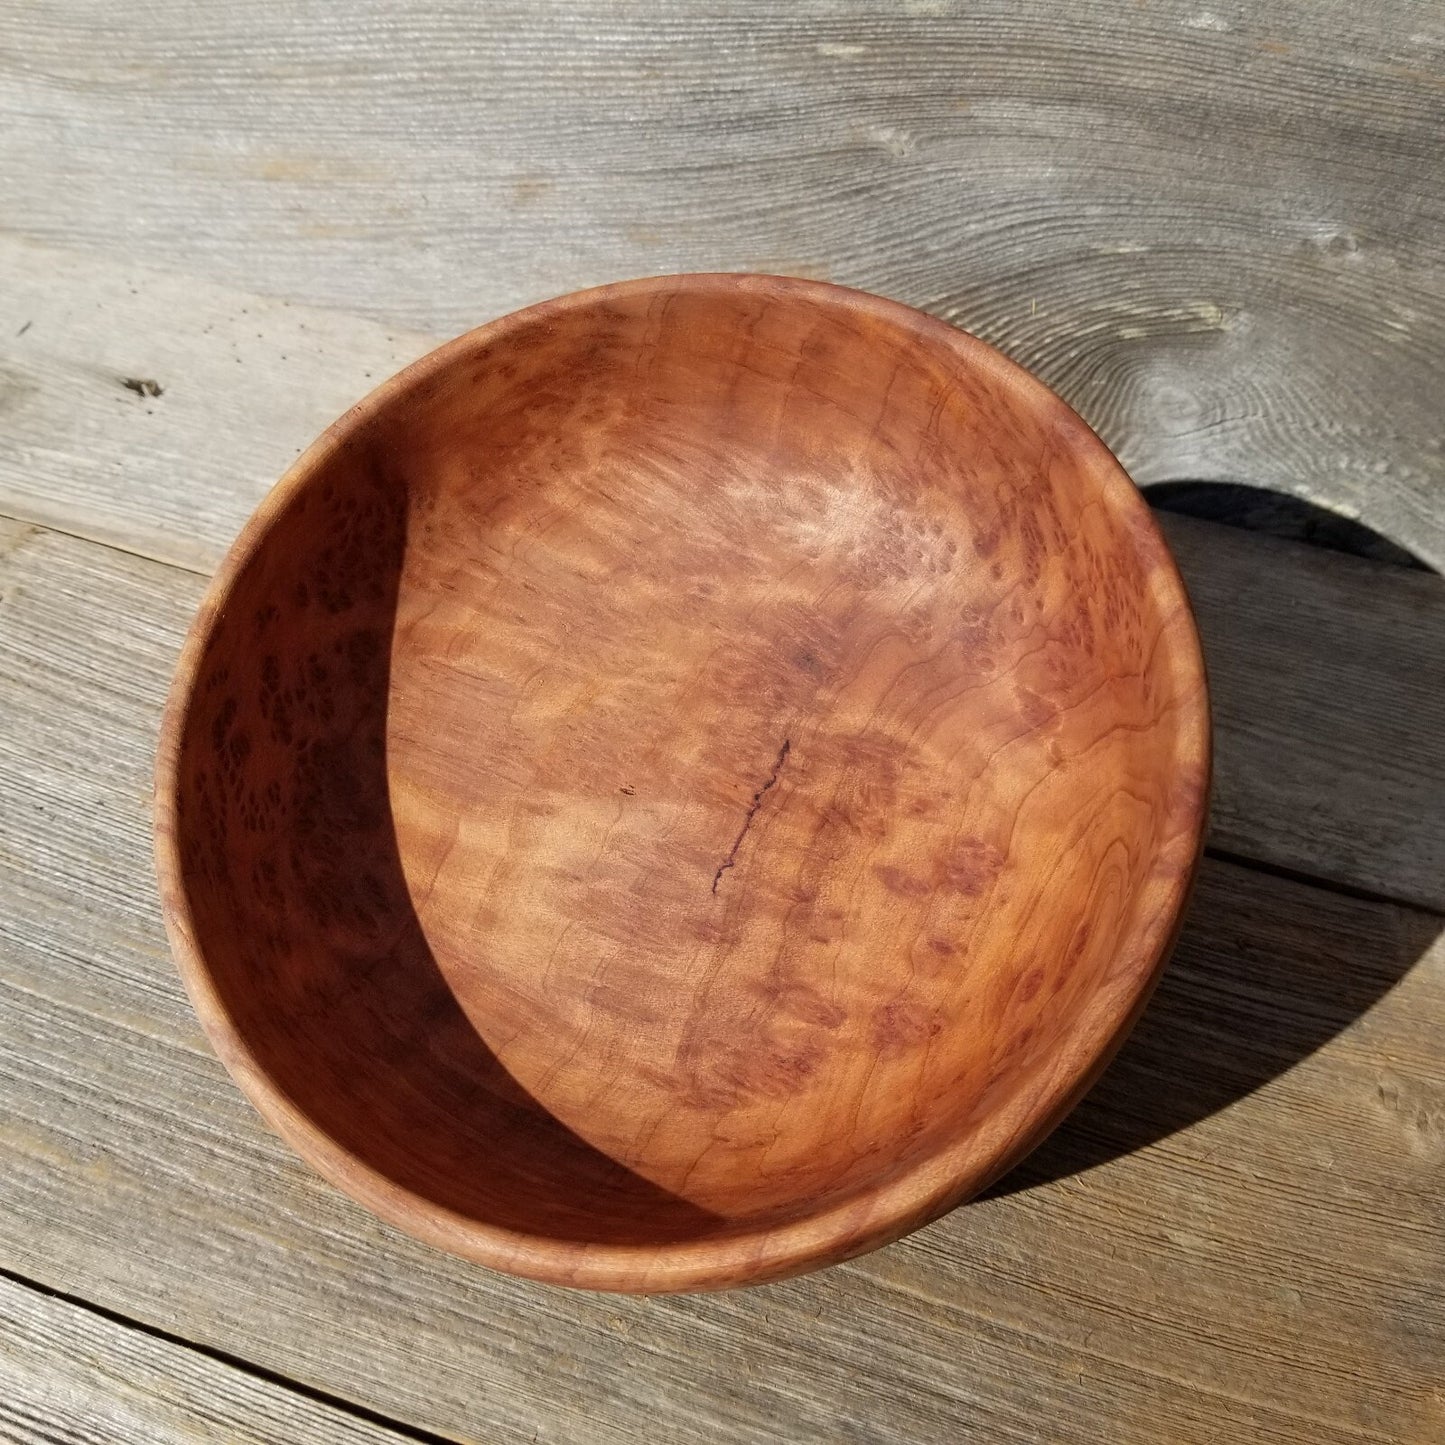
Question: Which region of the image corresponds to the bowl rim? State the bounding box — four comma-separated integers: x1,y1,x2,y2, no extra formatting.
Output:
154,271,1211,1293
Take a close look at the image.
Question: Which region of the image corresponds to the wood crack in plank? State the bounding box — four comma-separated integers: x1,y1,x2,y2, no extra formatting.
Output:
0,1265,459,1445
0,506,213,578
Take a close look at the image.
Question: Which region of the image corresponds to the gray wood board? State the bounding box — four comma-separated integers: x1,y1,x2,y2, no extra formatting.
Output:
0,237,431,575
2,235,1442,909
2,4,1442,562
0,517,1441,1443
1159,510,1445,912
0,1274,417,1445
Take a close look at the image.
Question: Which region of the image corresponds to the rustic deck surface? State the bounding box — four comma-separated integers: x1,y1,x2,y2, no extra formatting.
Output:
1,3,1442,1439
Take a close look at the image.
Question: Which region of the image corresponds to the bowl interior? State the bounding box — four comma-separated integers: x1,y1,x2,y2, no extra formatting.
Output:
162,277,1207,1282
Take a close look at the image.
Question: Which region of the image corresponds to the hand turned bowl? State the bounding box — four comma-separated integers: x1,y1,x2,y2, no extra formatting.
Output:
155,274,1209,1293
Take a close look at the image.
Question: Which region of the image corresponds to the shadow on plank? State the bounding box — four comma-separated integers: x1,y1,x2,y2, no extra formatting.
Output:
991,482,1443,1197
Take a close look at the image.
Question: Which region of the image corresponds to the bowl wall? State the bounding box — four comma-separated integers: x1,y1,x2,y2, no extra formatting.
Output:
156,275,1209,1290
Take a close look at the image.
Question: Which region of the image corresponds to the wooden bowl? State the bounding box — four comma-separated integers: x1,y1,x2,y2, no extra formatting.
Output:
155,275,1209,1292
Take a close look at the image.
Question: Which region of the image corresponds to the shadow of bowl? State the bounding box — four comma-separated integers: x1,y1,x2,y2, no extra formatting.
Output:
991,482,1443,1196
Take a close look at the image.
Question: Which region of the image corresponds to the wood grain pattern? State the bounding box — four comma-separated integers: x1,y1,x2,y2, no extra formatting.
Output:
2,236,1439,904
2,518,1441,1442
2,0,1440,1426
0,235,432,574
1158,511,1445,912
153,275,1208,1290
2,3,1442,566
0,1275,416,1445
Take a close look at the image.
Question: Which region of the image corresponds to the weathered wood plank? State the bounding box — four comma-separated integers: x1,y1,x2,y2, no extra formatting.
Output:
0,237,431,573
2,4,1442,562
1158,511,1445,912
2,237,1443,910
0,1273,418,1445
0,518,1441,1443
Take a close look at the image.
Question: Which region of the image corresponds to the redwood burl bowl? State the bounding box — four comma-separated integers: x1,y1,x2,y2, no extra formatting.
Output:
154,275,1209,1293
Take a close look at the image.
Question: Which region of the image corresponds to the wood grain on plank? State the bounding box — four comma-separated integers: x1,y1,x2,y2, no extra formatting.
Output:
1,4,1442,563
1159,511,1445,912
0,237,432,573
1,238,1442,911
0,1274,417,1445
1,519,1441,1443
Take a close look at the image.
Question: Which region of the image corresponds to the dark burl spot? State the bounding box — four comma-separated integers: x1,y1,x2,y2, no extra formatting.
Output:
915,934,961,979
1017,966,1045,1003
680,1036,827,1108
739,1043,825,1100
1056,600,1096,654
269,694,294,745
345,627,384,687
972,523,1001,559
872,864,932,899
758,978,847,1031
1168,759,1209,820
1018,512,1046,584
1015,686,1057,731
938,837,1005,897
954,615,995,654
250,856,284,908
292,733,388,839
871,1000,943,1058
209,696,238,752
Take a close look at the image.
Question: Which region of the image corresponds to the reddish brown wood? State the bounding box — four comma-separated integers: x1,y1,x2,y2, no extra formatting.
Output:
154,275,1209,1293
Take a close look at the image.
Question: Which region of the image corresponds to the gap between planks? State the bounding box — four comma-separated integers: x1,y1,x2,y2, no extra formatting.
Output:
0,1265,456,1445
